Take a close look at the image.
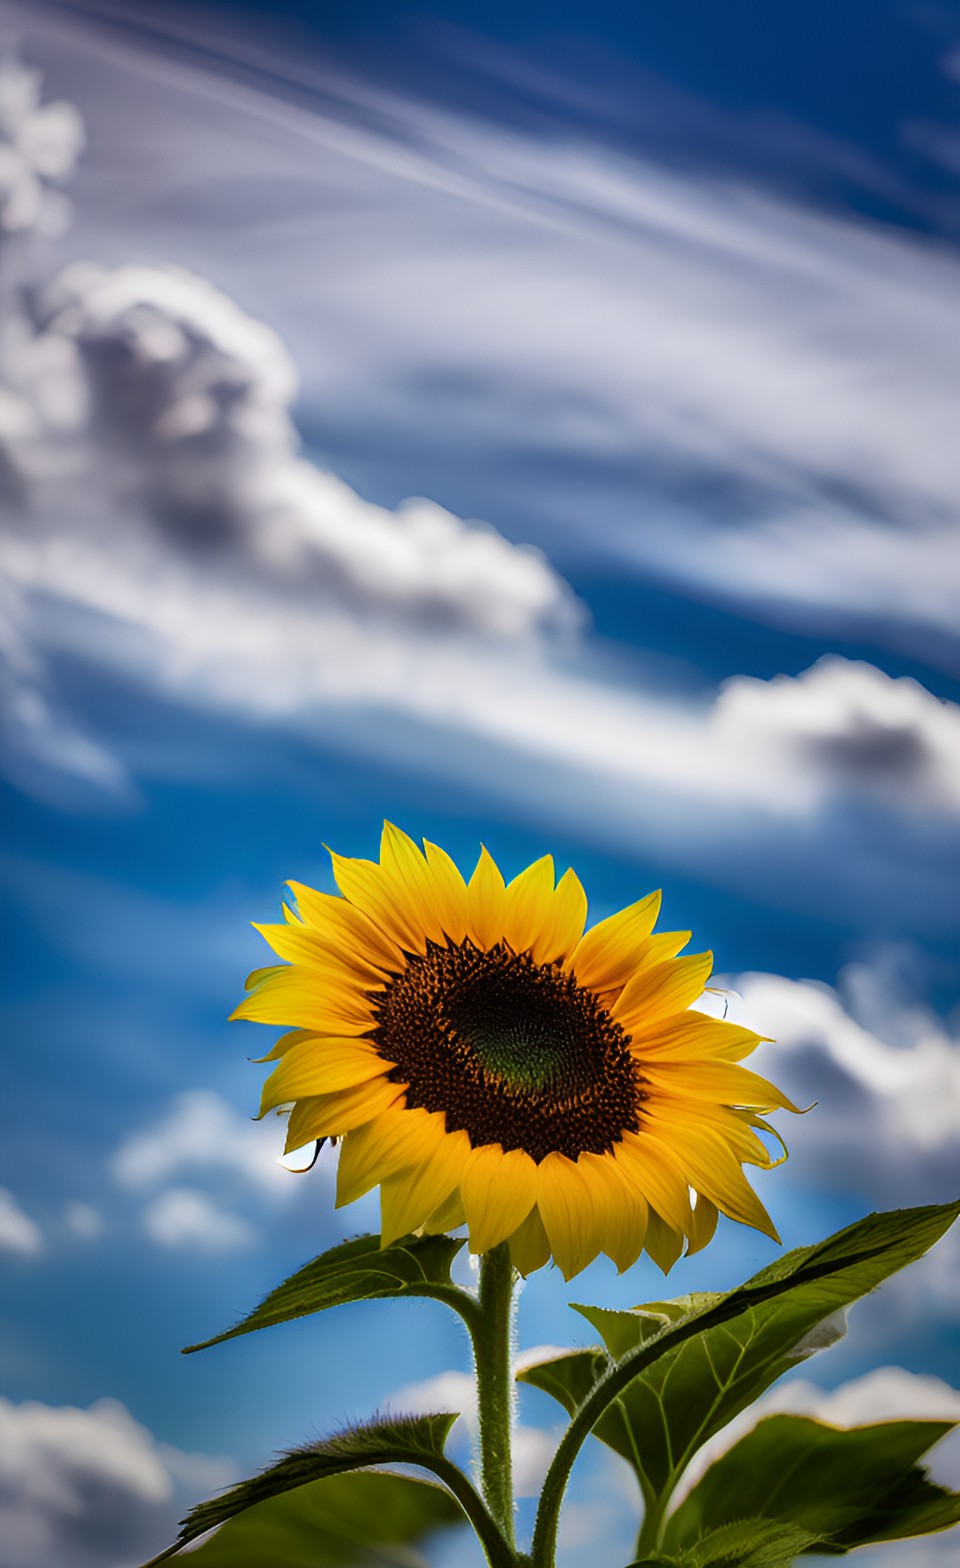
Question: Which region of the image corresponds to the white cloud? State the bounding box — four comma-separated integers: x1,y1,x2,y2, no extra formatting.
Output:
24,11,960,664
141,1186,255,1251
62,1201,103,1240
0,54,83,243
0,1188,44,1257
730,962,960,1205
0,1394,235,1568
4,257,580,642
111,1089,294,1195
711,658,960,814
0,27,958,939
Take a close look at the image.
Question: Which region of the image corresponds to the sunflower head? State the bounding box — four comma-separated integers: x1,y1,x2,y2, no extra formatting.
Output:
234,823,797,1281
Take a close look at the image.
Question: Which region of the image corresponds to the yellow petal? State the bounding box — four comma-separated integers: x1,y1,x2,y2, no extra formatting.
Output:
643,1207,686,1274
502,856,555,955
253,922,386,988
639,1059,801,1113
508,1203,551,1276
423,840,470,943
259,1039,391,1117
329,850,426,955
566,891,661,990
614,1133,694,1235
336,1106,447,1206
379,823,448,947
254,1026,314,1063
231,967,375,1033
468,846,507,951
284,1078,405,1153
460,1145,538,1254
379,1130,472,1246
287,881,403,973
578,1151,649,1273
647,1099,779,1168
612,951,714,1032
422,1188,467,1233
687,1194,719,1256
631,929,692,970
537,1153,604,1281
643,1121,779,1242
531,867,589,965
628,1013,765,1062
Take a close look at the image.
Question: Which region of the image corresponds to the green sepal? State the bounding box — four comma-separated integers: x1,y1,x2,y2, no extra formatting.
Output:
151,1468,466,1566
183,1233,470,1353
663,1413,960,1556
521,1201,958,1503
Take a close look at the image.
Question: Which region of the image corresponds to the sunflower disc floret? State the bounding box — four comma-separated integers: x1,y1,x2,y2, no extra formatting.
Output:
234,824,797,1280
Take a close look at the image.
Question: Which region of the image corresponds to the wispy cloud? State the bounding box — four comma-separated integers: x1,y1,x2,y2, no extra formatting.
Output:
23,2,960,664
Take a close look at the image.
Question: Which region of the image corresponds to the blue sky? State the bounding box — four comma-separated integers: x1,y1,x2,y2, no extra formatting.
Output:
1,2,959,1565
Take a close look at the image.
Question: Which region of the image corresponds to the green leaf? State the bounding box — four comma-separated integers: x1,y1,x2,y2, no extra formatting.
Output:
149,1413,459,1560
663,1413,960,1555
628,1517,822,1567
521,1201,958,1504
627,1517,821,1568
184,1233,470,1353
161,1469,466,1566
140,1413,516,1568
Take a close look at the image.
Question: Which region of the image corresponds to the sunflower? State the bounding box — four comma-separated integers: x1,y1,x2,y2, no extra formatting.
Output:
234,824,796,1280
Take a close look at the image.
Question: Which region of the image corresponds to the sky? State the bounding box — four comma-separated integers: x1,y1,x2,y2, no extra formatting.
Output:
0,1,959,1564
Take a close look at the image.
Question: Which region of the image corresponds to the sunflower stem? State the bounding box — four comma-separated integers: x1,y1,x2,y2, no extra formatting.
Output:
473,1243,517,1551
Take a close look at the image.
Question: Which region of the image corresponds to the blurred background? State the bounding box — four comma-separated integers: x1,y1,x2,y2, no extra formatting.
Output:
1,2,959,1565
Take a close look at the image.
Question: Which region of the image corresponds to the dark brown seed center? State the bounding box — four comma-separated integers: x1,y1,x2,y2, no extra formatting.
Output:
369,940,643,1162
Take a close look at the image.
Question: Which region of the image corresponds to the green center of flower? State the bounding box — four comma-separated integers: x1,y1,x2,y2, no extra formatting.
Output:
370,940,643,1162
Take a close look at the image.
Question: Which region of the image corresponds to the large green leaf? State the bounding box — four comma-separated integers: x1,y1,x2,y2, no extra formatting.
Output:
521,1202,958,1505
164,1469,466,1566
630,1518,822,1567
140,1413,485,1566
663,1414,960,1555
184,1234,471,1353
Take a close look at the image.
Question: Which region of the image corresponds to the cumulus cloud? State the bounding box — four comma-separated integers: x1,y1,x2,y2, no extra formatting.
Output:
0,1394,235,1568
141,1186,255,1251
4,257,580,640
711,658,960,815
111,1088,293,1195
729,960,960,1206
0,1188,44,1256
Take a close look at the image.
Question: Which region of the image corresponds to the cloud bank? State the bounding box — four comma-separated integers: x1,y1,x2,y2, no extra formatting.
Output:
2,32,959,946
0,1394,234,1568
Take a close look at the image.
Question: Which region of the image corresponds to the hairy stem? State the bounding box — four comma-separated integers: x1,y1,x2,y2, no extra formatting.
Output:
472,1243,517,1549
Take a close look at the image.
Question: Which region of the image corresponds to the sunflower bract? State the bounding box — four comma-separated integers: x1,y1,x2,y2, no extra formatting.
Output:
234,823,797,1280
